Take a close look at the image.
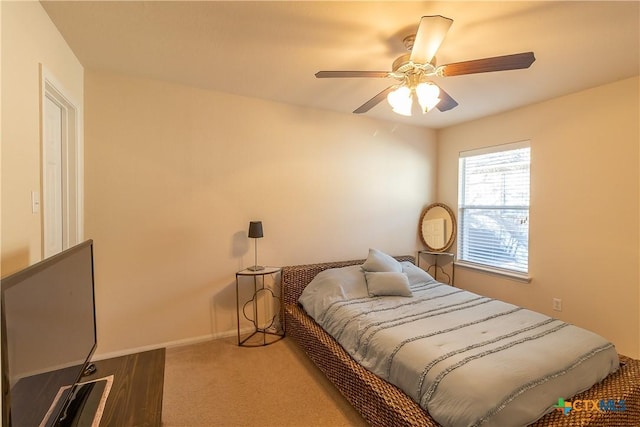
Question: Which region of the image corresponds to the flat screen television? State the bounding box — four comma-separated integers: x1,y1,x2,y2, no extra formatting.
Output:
1,239,97,427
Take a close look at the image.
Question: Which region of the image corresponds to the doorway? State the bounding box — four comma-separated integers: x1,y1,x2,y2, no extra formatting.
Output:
41,66,83,258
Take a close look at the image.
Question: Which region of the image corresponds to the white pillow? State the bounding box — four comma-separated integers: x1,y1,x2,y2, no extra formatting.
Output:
361,248,402,273
365,272,413,297
401,262,436,285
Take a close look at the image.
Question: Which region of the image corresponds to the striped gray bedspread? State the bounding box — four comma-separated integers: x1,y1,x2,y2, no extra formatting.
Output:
298,262,619,427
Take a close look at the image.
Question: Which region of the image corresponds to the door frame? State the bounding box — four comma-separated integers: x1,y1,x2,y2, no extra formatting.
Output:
40,65,83,257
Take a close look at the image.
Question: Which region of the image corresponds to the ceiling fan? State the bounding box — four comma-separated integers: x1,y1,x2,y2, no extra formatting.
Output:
315,15,535,116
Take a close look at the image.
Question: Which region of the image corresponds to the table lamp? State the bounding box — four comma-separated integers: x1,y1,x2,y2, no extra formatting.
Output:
248,221,264,271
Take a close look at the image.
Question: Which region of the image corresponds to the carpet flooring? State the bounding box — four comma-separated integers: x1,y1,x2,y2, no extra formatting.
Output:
162,336,368,426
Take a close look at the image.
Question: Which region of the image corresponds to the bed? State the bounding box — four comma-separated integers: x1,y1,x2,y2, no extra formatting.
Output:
281,253,640,427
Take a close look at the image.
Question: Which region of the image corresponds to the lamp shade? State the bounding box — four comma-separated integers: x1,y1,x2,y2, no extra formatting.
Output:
387,86,413,116
415,82,441,113
248,221,264,238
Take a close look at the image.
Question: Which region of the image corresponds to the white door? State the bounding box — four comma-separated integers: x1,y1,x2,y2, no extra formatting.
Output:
43,95,64,258
41,66,83,259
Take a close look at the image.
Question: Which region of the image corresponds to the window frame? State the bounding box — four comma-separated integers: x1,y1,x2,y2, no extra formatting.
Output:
456,141,531,282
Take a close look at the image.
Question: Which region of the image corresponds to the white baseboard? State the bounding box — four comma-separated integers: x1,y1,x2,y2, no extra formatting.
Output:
92,327,256,362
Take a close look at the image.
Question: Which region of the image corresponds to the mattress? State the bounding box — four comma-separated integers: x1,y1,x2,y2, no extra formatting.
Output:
298,262,620,427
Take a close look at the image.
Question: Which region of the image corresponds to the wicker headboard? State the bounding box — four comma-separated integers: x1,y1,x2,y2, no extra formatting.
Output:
280,255,415,306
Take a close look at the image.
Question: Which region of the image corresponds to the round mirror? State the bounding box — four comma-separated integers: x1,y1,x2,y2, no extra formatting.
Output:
419,203,457,252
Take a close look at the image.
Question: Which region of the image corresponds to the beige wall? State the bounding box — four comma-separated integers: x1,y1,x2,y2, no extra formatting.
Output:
1,1,84,273
85,70,437,356
437,76,640,358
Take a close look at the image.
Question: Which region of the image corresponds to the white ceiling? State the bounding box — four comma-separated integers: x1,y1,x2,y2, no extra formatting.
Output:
41,1,639,129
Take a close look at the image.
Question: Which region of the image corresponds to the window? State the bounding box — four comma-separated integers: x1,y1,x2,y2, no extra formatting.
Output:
458,141,530,276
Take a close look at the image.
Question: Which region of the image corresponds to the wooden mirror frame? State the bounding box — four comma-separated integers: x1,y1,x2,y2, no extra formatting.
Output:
419,203,457,252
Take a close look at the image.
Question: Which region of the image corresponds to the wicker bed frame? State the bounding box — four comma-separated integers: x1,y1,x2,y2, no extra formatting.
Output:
281,256,640,427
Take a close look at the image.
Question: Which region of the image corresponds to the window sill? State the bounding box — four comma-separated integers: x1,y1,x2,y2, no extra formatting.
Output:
454,261,532,283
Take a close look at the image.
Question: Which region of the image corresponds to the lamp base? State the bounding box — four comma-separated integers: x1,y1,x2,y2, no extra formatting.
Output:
247,265,265,271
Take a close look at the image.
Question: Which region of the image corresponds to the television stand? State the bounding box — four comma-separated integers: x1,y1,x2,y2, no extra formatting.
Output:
83,348,165,425
82,363,97,376
58,380,98,427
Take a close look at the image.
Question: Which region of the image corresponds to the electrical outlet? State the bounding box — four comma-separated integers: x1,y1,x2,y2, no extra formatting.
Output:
552,298,562,312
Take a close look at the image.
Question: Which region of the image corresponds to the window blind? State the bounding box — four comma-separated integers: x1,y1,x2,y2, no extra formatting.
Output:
458,143,530,273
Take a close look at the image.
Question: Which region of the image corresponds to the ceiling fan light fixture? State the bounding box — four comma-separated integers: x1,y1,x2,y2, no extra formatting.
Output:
387,85,413,116
416,82,441,113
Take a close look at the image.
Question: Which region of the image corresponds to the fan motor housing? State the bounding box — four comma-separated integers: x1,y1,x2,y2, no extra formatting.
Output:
392,53,437,74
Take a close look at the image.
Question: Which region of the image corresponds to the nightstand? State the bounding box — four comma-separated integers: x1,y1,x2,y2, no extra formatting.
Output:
417,251,455,285
235,266,284,346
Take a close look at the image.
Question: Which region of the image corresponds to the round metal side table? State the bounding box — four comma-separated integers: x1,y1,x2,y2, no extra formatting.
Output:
235,266,284,346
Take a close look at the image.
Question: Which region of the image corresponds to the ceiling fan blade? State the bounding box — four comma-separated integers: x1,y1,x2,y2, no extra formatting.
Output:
315,71,390,78
409,15,453,65
441,52,535,76
353,86,396,114
435,85,458,112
